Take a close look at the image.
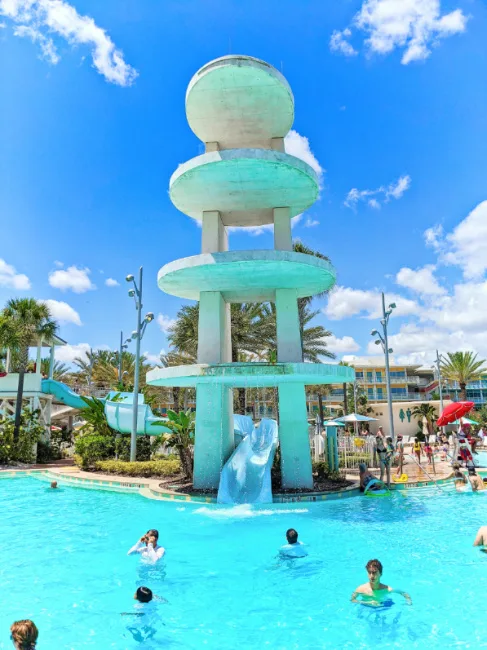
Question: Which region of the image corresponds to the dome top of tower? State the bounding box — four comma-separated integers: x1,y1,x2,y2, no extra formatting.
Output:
185,55,294,150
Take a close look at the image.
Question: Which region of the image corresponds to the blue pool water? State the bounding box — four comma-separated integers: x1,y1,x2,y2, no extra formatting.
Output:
1,476,487,649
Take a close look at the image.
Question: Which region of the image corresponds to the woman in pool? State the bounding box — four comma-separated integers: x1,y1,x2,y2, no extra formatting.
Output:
128,529,165,562
453,463,468,492
10,619,38,649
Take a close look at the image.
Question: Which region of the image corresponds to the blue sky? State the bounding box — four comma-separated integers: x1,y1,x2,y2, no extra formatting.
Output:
1,0,486,368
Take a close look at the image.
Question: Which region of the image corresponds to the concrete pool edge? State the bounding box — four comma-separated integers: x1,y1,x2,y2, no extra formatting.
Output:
0,467,457,503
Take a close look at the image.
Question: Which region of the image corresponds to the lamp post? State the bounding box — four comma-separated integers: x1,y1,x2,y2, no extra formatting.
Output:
371,292,396,441
126,267,154,462
434,350,446,437
118,331,131,385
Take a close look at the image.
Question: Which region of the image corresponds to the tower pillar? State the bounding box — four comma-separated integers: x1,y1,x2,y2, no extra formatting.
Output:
278,382,313,489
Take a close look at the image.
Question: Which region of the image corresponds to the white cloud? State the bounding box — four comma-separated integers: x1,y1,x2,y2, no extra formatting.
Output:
326,334,360,355
0,0,138,86
42,298,81,325
49,265,95,293
53,260,64,268
105,277,119,287
396,265,445,296
304,217,319,228
284,130,324,187
424,223,444,251
331,0,468,65
330,28,358,57
344,174,411,209
240,213,302,237
157,313,176,334
0,258,31,290
324,286,418,320
143,349,165,366
444,201,487,280
54,342,89,364
423,280,487,333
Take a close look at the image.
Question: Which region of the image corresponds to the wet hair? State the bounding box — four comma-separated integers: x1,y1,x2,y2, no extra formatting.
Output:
286,528,298,544
359,463,367,472
146,529,159,540
50,481,57,488
452,462,460,470
366,559,383,574
10,620,38,649
135,587,153,603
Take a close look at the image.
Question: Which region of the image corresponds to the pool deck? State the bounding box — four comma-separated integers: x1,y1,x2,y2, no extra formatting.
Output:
0,454,458,503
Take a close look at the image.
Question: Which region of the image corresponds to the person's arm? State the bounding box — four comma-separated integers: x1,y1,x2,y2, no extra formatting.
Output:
127,539,145,556
390,588,412,605
473,527,487,546
145,543,165,562
350,590,361,604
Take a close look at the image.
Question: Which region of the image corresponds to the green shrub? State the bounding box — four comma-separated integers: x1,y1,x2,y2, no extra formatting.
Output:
0,408,44,464
36,441,60,464
312,461,342,482
115,435,151,462
94,459,180,477
74,435,115,469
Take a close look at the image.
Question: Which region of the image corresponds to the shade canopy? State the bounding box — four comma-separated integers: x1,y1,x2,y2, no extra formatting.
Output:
452,417,478,425
437,401,474,427
335,413,378,423
322,420,345,427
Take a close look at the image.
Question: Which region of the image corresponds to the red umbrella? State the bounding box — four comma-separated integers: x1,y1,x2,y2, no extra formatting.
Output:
437,401,474,427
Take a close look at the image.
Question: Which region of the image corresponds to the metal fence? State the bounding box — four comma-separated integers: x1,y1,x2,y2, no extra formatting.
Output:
310,431,375,471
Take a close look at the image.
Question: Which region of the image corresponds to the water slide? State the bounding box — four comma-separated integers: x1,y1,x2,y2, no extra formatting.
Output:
217,417,279,505
41,380,169,436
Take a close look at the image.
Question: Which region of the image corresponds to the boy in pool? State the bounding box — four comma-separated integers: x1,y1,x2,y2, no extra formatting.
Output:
279,528,308,558
351,559,412,607
453,464,468,491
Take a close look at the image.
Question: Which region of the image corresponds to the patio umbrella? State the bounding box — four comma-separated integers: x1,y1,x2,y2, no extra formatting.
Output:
451,417,478,426
436,401,474,427
322,420,345,427
334,413,378,422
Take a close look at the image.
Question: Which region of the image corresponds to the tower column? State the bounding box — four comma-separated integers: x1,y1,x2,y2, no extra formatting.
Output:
275,288,302,362
273,207,292,251
278,382,313,489
202,210,228,253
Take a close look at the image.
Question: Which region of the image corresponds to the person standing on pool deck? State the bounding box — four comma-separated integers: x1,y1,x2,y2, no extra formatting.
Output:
279,529,308,558
128,529,165,562
351,559,412,607
10,619,38,649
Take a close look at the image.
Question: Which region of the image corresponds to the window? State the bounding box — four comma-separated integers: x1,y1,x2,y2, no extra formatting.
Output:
375,372,383,382
366,372,373,381
390,371,406,379
391,388,407,396
367,388,374,397
355,372,364,379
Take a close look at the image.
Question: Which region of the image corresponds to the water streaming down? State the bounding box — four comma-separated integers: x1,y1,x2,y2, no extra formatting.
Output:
217,416,278,504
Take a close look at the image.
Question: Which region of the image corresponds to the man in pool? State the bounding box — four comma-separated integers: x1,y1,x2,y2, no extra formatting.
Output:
50,481,58,489
467,467,485,491
351,559,412,607
279,528,308,558
358,463,385,493
128,529,165,562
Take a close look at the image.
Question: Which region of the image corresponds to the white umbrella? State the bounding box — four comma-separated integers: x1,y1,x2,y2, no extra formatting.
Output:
335,413,378,422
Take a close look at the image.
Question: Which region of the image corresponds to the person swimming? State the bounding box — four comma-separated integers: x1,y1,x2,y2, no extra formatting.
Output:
473,526,487,552
10,619,38,650
467,467,485,492
351,559,412,607
452,463,468,492
128,529,165,562
279,528,308,558
50,481,58,489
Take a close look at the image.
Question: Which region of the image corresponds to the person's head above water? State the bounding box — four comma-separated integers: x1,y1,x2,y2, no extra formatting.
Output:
365,559,383,587
359,463,368,473
134,586,153,603
50,481,58,489
146,529,159,540
10,619,38,649
286,528,299,544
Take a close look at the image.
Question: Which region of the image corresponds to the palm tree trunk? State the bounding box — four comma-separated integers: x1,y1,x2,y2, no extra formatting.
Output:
343,383,348,414
173,387,181,412
460,383,467,401
318,393,324,424
13,346,28,441
179,446,193,479
237,388,246,414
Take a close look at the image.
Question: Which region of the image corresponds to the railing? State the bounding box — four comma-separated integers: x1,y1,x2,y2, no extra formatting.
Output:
310,431,375,471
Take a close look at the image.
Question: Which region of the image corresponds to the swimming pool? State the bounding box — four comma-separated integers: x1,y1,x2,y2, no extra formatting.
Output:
1,476,486,649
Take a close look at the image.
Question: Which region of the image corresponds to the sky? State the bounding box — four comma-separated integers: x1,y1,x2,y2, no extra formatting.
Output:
1,0,486,369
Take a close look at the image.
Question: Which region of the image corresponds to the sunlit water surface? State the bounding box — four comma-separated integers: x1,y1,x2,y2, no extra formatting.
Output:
1,476,486,649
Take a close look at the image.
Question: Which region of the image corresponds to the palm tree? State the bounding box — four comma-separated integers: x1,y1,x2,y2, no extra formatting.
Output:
411,403,438,437
40,358,70,381
441,352,487,401
338,361,350,414
0,298,58,440
160,351,196,413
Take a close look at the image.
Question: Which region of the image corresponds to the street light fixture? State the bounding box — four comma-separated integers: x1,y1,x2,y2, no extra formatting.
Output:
118,331,130,385
126,267,154,461
370,293,396,441
434,350,446,435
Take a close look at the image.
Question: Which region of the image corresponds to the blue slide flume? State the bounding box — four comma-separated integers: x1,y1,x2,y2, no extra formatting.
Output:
41,380,169,436
217,417,278,504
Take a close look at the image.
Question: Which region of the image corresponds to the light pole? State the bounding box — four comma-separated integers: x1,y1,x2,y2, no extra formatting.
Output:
371,292,396,441
434,349,446,437
126,267,154,462
118,331,131,385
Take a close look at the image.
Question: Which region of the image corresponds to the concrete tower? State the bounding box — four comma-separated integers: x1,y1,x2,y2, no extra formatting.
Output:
147,55,354,490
